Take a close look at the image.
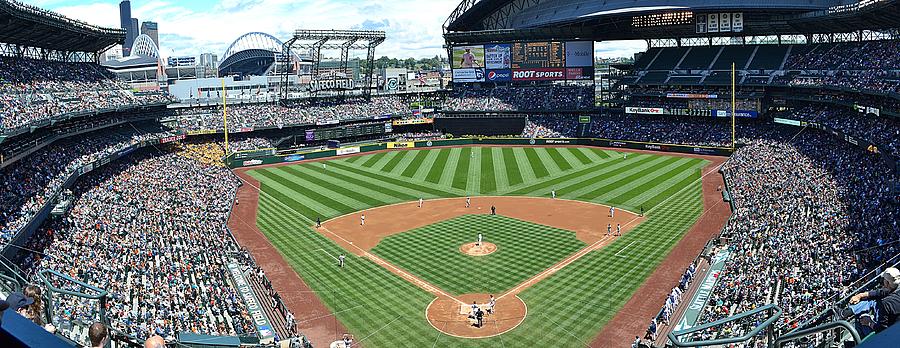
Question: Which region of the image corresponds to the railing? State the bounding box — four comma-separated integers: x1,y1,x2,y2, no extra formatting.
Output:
668,304,782,347
775,320,862,348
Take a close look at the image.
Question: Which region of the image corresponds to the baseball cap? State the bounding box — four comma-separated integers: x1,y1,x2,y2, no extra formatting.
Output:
5,292,34,311
882,267,900,285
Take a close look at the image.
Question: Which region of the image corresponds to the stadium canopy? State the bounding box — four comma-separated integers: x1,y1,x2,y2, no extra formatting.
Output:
0,0,123,53
443,0,900,43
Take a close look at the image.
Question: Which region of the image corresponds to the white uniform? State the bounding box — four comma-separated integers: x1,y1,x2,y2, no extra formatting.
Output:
466,197,471,208
339,255,345,267
360,214,365,225
477,233,483,245
551,190,556,199
419,198,423,207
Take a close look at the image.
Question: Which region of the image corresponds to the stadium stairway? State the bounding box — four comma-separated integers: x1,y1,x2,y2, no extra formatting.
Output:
246,270,293,339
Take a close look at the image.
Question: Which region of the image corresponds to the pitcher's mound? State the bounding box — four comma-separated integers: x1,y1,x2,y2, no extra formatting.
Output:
426,294,526,339
460,242,497,256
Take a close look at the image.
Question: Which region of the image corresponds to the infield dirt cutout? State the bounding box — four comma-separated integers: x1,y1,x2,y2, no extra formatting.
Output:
460,242,497,256
318,196,644,338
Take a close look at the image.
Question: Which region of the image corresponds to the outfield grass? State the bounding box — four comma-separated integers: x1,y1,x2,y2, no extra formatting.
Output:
372,214,586,295
249,146,707,347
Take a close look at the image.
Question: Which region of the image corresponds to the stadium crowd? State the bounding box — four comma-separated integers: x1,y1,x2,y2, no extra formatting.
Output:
15,144,256,341
0,126,174,243
172,96,407,132
691,128,899,342
782,103,900,156
444,85,594,111
0,57,172,131
782,40,900,93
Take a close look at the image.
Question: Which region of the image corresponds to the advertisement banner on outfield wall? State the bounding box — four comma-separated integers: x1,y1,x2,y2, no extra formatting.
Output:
387,142,414,149
625,107,664,115
336,147,360,155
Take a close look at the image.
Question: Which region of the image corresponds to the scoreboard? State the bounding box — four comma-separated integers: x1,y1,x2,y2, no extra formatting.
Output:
451,40,594,83
306,123,390,141
511,42,565,69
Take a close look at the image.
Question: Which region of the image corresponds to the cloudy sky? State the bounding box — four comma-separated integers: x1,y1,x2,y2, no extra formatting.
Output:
21,0,646,60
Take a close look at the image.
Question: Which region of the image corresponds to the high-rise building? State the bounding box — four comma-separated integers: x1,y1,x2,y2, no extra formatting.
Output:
130,18,139,43
199,53,219,68
141,21,159,48
119,1,134,55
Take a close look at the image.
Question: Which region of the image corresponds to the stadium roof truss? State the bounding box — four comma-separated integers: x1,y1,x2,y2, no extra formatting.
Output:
443,0,900,44
0,0,124,62
278,29,386,100
218,32,302,77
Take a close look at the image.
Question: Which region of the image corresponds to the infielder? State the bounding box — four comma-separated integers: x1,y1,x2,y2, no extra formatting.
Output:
616,223,621,236
360,213,365,226
551,190,556,199
419,198,423,208
477,233,483,246
466,196,471,208
316,217,321,228
339,254,345,268
607,223,611,236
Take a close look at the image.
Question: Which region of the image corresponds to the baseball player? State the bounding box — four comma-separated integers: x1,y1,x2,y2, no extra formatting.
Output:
624,153,627,160
607,223,611,236
616,223,621,236
419,198,423,208
323,162,327,170
360,213,365,226
477,233,483,246
470,301,479,314
487,295,496,314
490,205,496,215
551,190,556,199
610,206,615,218
339,254,345,268
316,217,321,228
640,206,644,217
466,196,471,208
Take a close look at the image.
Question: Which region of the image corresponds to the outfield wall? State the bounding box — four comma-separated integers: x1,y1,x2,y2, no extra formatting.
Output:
226,138,733,168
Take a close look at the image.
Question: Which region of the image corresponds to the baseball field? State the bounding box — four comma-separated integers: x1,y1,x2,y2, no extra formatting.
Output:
229,146,719,347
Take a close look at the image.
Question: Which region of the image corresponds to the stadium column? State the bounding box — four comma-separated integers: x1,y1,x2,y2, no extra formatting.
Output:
222,78,230,155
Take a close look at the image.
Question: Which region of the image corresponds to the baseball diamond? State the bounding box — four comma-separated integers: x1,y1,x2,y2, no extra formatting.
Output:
228,146,716,346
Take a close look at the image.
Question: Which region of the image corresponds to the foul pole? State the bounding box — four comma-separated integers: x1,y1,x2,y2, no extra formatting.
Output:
222,78,230,156
731,62,736,150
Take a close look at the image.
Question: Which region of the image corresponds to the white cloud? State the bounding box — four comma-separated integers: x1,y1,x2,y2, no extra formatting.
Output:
25,0,457,59
23,0,644,61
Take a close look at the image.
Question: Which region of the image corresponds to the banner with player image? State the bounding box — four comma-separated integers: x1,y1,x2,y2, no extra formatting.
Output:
452,45,485,69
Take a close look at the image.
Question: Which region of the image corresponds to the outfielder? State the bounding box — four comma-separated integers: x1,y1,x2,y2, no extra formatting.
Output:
339,254,345,268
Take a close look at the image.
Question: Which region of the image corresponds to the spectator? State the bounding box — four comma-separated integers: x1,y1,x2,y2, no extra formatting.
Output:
847,267,900,335
89,322,109,348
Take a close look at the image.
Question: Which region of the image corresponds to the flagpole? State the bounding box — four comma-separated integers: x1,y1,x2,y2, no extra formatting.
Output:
222,78,230,156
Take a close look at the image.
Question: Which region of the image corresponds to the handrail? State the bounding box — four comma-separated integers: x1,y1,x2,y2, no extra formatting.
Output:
668,304,782,347
774,320,861,348
37,269,109,330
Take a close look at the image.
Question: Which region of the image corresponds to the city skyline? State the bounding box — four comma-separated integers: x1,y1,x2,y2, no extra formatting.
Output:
21,0,646,61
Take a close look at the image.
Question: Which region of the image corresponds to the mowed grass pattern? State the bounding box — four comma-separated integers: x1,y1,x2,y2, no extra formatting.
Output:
249,146,708,347
372,214,586,295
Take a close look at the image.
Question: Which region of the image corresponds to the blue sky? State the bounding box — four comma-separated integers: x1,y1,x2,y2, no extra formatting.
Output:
21,0,646,60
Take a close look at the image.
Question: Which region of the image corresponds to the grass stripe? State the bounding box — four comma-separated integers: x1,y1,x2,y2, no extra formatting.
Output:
502,148,524,186
360,152,388,167
399,150,430,177
523,148,550,178
424,149,451,184
380,150,408,173
451,147,472,191
545,147,573,172
480,147,497,193
327,161,455,197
